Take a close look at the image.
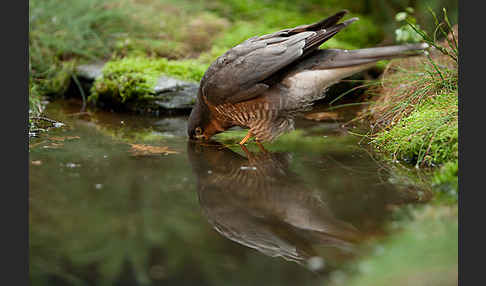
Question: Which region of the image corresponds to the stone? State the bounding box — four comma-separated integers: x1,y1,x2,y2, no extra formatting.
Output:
153,76,197,94
75,62,105,81
153,85,198,110
74,63,200,115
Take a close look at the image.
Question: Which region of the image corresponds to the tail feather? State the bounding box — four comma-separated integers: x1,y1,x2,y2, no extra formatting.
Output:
303,18,359,52
277,43,429,112
307,43,429,70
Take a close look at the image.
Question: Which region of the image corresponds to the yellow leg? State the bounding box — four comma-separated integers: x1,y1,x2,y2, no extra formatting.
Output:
256,141,268,153
240,144,251,157
239,131,252,145
240,144,258,165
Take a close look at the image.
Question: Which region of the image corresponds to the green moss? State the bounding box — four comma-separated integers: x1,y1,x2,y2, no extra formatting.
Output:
45,63,75,95
90,57,208,104
336,205,458,286
372,92,458,167
432,160,458,201
163,59,209,82
29,81,43,117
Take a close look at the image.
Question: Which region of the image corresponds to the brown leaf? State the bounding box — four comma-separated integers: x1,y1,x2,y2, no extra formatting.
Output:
31,160,42,166
49,136,66,141
129,144,179,156
44,142,64,149
49,136,80,141
304,112,341,121
29,141,45,149
66,136,81,140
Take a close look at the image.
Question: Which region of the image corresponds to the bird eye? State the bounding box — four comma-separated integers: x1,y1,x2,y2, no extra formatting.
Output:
195,127,203,135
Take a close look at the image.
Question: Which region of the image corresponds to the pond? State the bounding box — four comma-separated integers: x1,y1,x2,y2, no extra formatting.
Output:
29,99,428,285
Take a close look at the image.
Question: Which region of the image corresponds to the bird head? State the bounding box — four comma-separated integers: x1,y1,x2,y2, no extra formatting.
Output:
187,98,210,140
187,90,225,141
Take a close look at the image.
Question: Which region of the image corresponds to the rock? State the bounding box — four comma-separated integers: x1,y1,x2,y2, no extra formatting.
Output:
74,63,200,115
153,85,198,110
154,76,197,94
152,76,199,111
75,62,105,81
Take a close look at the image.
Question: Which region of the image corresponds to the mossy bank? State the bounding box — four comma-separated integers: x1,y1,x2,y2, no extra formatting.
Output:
362,43,458,194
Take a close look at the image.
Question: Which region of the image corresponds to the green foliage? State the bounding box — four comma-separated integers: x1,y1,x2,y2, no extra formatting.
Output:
394,8,423,43
90,57,208,104
335,16,384,48
113,38,189,59
29,81,43,117
432,160,458,200
394,7,458,63
29,0,141,84
366,6,458,201
372,92,457,167
29,0,157,120
29,0,135,66
369,6,458,169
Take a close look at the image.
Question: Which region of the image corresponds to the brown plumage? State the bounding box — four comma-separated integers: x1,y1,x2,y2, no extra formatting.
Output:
187,10,428,144
187,141,361,265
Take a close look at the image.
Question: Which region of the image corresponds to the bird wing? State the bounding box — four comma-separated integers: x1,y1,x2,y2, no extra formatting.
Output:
200,10,357,105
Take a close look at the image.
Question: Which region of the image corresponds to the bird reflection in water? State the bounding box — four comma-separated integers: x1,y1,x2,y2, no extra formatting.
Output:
187,141,361,270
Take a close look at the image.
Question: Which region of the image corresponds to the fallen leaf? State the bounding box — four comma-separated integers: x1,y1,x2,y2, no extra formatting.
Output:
29,141,45,149
304,112,341,121
43,142,64,149
49,136,66,141
49,136,80,141
129,144,179,156
31,160,42,165
66,136,81,140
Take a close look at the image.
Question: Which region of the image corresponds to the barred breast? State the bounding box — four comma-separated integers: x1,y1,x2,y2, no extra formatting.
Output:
213,96,295,142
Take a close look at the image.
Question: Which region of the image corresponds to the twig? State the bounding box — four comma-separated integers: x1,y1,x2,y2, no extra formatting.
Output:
71,74,87,112
326,102,370,111
329,82,375,106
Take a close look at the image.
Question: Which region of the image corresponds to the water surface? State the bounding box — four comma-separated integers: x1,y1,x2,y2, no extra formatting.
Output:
29,100,425,285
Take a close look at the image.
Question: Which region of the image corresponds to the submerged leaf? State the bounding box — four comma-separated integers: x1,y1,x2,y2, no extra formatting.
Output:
49,136,80,142
129,144,179,156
